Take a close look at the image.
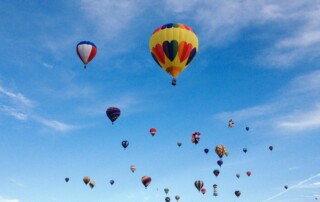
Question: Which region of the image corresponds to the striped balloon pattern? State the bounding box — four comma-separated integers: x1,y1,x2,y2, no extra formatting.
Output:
76,41,97,68
106,107,121,124
149,23,198,82
194,180,204,191
141,176,151,188
213,184,218,196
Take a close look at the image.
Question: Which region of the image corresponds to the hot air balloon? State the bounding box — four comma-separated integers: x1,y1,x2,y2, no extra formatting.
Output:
83,176,90,185
215,145,228,158
194,180,204,191
177,141,182,147
236,173,240,178
106,107,120,124
130,165,136,173
246,171,251,177
110,180,114,185
235,190,241,197
165,197,170,202
284,185,288,189
142,176,151,189
204,148,209,154
76,41,97,69
217,160,223,167
245,126,250,131
191,132,201,145
201,188,206,195
149,23,199,85
89,181,95,189
213,184,218,197
164,188,169,195
65,177,69,183
243,148,248,153
150,128,157,136
228,119,235,128
122,140,129,149
269,146,273,151
175,195,180,201
213,169,220,177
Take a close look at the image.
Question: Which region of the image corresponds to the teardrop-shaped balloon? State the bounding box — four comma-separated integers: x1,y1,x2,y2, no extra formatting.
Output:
175,195,180,201
165,197,171,202
164,188,169,195
235,190,241,197
213,169,220,177
150,128,157,136
83,176,90,185
269,146,273,151
110,180,114,185
194,180,204,191
76,41,97,68
122,140,129,149
236,173,240,178
106,107,121,124
141,176,151,189
243,148,247,153
215,145,228,158
177,141,182,147
246,171,251,177
204,148,209,154
217,160,223,167
65,177,69,183
201,188,206,195
245,126,250,131
130,165,136,173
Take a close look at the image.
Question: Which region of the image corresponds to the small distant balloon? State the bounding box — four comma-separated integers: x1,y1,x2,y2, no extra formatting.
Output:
213,169,220,177
130,165,136,173
177,141,182,147
150,128,157,136
106,107,121,124
89,181,95,189
284,185,288,189
217,160,223,167
243,148,247,153
175,195,180,201
235,190,241,197
83,176,90,185
228,119,235,128
110,180,114,185
269,146,273,151
236,173,240,178
245,126,249,131
194,180,204,191
165,197,170,202
201,188,206,195
246,171,251,177
65,177,69,183
122,140,129,149
141,176,151,188
204,148,209,154
164,188,169,195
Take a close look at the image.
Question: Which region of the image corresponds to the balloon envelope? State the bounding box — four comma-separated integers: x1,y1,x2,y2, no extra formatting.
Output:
175,195,180,201
130,165,136,173
141,176,151,188
106,107,121,124
235,190,241,197
177,141,182,147
217,160,223,167
122,140,129,149
246,171,251,176
65,177,69,183
150,128,157,136
215,145,228,158
213,169,220,177
164,188,169,195
76,41,97,68
201,188,206,195
110,180,114,185
89,181,95,189
204,148,209,154
165,197,170,202
269,146,273,151
194,180,204,191
83,176,90,185
149,23,199,84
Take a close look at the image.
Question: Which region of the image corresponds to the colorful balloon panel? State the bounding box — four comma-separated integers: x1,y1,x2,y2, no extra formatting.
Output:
141,176,151,188
149,23,199,79
76,41,97,67
194,180,204,191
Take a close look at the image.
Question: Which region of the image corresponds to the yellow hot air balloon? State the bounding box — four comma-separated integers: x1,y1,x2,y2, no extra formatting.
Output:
149,23,199,85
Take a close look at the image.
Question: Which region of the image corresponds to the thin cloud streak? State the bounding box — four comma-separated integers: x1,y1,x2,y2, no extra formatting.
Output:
262,173,320,202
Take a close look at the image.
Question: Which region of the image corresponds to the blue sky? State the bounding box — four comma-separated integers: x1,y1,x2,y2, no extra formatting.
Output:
0,0,320,202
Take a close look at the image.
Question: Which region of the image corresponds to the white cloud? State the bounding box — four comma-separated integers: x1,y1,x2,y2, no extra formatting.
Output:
214,70,320,134
0,85,33,107
42,62,53,69
33,116,77,132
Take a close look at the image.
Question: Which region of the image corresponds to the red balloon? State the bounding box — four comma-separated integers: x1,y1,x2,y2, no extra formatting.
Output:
246,171,251,176
150,128,157,136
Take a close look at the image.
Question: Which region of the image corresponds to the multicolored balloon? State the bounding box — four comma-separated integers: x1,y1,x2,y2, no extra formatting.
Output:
213,184,218,197
76,41,97,69
106,107,121,124
228,119,235,128
215,145,228,158
194,180,204,191
191,132,201,145
122,140,129,149
150,128,157,136
142,176,151,188
149,23,199,85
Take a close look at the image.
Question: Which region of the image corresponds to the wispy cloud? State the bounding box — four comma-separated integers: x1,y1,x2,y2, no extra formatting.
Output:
0,83,78,132
214,70,320,134
9,179,24,187
262,173,320,202
0,196,19,202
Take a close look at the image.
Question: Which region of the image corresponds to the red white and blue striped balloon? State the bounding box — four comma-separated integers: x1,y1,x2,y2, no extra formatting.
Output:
76,41,97,68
